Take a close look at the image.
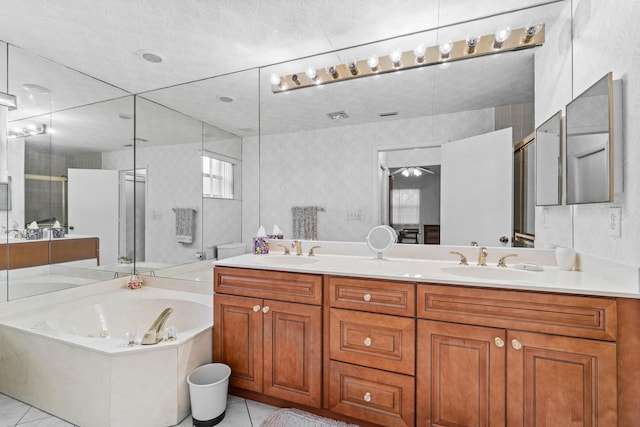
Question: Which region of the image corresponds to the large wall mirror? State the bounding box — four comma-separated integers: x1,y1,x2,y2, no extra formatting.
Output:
1,1,569,301
536,110,562,206
257,3,563,246
566,72,622,204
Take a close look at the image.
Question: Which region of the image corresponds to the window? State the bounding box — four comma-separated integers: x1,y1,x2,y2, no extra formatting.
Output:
202,155,234,199
391,188,420,224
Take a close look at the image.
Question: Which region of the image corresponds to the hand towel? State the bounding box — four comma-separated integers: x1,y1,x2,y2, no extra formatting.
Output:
174,208,196,244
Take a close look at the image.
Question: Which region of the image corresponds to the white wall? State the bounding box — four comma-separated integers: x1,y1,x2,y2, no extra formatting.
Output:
535,0,640,266
256,108,494,242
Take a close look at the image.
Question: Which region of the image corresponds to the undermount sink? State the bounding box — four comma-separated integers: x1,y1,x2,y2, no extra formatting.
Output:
441,266,535,282
254,255,318,266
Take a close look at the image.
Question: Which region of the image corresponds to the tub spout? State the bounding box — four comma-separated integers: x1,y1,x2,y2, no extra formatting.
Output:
141,307,174,345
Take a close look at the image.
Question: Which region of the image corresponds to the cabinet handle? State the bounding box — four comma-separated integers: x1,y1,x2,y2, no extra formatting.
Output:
364,337,372,347
363,392,372,402
252,305,261,312
262,306,270,314
494,337,505,348
511,339,522,350
363,293,372,302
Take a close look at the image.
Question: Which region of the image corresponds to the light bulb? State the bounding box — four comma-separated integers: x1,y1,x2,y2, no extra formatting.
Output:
523,23,542,42
327,66,339,79
465,35,480,53
390,50,402,65
367,55,379,70
305,67,317,81
413,45,426,62
494,26,511,47
414,169,422,177
270,73,281,86
439,41,453,57
402,169,410,177
292,74,300,85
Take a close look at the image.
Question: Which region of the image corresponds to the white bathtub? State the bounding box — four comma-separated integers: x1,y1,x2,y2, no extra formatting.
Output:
0,285,213,427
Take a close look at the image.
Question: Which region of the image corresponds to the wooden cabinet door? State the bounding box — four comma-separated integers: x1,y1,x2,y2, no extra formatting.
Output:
263,299,322,408
213,294,263,393
506,330,617,427
417,320,506,427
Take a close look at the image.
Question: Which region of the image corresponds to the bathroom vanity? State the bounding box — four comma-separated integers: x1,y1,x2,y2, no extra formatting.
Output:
213,246,640,426
0,236,99,269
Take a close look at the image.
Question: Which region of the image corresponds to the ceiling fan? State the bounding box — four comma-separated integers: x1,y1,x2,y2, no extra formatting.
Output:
390,166,434,177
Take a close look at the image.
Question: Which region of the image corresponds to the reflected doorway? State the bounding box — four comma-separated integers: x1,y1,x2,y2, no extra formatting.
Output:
120,169,146,261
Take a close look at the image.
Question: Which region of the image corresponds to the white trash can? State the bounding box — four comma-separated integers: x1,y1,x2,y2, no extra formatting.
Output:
187,363,231,426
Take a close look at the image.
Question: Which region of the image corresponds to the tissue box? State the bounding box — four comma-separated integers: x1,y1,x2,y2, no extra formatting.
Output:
52,228,65,238
25,228,42,240
267,234,283,240
253,237,269,254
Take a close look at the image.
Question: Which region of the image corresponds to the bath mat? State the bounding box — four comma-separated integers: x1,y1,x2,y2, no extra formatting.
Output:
261,408,358,427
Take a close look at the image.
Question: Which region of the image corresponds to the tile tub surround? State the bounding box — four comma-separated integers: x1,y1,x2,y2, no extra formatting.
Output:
215,240,640,298
0,277,213,427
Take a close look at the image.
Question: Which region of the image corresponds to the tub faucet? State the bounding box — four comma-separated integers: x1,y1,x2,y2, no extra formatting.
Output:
478,247,488,266
141,307,174,345
292,240,303,256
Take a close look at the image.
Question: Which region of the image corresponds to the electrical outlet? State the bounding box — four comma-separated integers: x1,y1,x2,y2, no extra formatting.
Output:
609,207,621,237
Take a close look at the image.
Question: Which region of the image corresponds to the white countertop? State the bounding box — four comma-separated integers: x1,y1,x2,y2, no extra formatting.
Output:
214,241,640,298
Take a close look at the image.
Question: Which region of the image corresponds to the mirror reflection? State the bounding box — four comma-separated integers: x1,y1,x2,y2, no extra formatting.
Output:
1,1,568,301
566,72,616,204
536,110,562,206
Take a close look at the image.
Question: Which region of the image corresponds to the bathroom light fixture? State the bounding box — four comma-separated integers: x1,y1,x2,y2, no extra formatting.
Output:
523,23,543,43
271,24,544,93
136,49,165,64
390,50,402,66
392,166,434,177
305,67,318,81
367,55,379,71
413,45,426,62
7,124,47,139
493,26,512,49
439,41,453,59
22,84,50,94
465,35,480,54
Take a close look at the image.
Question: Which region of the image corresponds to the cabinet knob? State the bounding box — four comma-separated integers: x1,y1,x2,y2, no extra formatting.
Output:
364,337,372,347
252,305,261,312
363,293,372,302
494,337,505,348
262,306,270,314
363,392,372,402
511,339,522,350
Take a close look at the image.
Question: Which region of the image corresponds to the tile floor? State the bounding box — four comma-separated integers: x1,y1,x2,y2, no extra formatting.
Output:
1,393,279,427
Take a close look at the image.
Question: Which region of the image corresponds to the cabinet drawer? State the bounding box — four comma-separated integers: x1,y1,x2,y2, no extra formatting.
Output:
328,276,415,316
329,360,415,427
330,308,415,375
417,284,617,341
214,267,322,305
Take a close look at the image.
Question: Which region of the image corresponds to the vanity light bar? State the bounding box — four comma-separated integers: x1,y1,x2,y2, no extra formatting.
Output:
271,24,544,93
8,124,47,139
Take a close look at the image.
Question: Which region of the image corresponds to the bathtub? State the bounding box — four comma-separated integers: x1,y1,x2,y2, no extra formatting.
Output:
0,285,213,427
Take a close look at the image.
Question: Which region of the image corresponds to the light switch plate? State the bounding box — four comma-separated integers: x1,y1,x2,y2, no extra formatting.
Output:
609,207,621,237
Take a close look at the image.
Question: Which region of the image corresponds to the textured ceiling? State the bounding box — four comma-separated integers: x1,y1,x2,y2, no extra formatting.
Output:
0,0,566,152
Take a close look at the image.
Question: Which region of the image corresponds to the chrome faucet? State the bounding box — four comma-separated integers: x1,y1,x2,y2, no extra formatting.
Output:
497,253,518,267
141,307,174,345
292,240,303,256
277,244,290,255
478,247,488,266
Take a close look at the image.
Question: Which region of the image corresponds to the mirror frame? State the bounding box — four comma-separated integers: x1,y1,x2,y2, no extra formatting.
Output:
565,72,620,205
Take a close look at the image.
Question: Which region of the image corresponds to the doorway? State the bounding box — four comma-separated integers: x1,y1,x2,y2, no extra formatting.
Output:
120,169,146,261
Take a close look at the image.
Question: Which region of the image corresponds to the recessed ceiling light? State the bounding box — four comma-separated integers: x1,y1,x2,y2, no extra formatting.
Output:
22,84,50,94
135,49,165,64
217,95,234,103
379,112,398,117
327,111,349,120
118,113,132,120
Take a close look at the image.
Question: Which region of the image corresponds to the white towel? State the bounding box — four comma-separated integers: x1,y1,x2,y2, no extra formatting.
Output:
174,208,196,244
